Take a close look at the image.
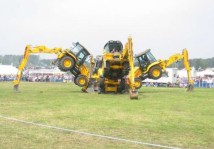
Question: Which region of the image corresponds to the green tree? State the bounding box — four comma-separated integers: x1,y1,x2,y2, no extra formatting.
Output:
2,55,13,65
0,55,3,64
206,57,214,68
27,55,40,67
194,59,208,70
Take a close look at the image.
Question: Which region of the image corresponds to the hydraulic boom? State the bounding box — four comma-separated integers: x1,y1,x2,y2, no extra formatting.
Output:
134,49,194,91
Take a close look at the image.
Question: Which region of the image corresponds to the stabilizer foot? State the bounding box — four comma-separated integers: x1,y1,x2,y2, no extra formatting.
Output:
129,89,138,99
81,88,88,93
186,84,194,92
13,85,20,92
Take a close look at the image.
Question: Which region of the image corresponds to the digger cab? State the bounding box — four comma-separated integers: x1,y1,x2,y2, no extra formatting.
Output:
58,42,91,75
135,49,163,80
104,40,123,53
69,42,91,66
135,49,157,71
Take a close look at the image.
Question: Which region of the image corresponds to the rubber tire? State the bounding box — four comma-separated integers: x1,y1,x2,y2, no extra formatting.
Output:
104,61,110,77
73,76,78,85
149,65,162,80
98,78,105,93
123,62,129,70
122,62,130,76
103,69,109,78
135,78,143,89
75,75,88,87
58,56,75,72
118,79,126,93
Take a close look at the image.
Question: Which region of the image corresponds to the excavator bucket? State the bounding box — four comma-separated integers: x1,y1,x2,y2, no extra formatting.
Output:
186,84,194,92
13,79,20,92
81,79,98,93
81,84,90,93
87,81,98,93
13,84,19,92
129,89,138,99
85,83,95,93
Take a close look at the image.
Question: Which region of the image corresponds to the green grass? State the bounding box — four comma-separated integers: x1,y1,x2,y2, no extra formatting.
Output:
0,82,213,149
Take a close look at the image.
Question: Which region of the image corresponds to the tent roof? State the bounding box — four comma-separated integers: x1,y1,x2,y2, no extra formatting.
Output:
197,69,214,76
28,68,65,74
0,65,18,75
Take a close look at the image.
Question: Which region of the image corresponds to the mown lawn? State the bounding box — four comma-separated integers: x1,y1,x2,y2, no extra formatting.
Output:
0,82,213,149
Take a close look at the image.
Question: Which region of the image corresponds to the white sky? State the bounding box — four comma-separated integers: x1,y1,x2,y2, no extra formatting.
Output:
0,0,213,59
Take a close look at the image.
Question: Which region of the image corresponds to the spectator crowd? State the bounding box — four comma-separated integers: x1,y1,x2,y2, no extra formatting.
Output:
142,76,214,88
1,73,214,88
0,73,74,83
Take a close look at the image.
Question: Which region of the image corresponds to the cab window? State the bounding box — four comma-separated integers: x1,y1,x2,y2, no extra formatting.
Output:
77,52,85,61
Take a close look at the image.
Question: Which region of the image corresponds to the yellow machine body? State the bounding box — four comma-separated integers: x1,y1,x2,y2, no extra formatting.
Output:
134,49,194,91
14,36,194,99
92,37,138,99
13,43,91,91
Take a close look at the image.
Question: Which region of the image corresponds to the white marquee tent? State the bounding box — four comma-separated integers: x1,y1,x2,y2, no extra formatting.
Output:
196,68,214,77
28,68,65,75
177,67,197,78
0,65,18,75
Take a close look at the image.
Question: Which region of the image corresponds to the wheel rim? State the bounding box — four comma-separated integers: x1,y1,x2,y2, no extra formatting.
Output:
64,59,72,68
79,78,86,85
152,69,161,77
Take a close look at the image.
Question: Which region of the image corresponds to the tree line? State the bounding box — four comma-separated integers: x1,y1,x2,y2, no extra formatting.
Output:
0,55,214,70
0,55,52,67
169,58,214,70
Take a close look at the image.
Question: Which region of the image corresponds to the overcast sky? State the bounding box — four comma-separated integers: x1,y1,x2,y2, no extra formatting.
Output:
0,0,213,59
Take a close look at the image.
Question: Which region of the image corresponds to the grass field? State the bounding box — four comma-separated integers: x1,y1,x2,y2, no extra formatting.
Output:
0,82,213,149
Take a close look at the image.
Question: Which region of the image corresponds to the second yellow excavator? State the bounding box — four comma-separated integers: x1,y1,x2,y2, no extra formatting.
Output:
133,49,194,91
13,42,91,91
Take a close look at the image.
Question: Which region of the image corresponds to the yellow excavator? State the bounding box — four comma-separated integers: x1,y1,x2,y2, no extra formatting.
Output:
91,37,138,99
133,49,194,91
13,42,91,91
14,36,194,99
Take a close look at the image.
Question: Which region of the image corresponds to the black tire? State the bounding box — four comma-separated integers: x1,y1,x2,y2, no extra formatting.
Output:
118,79,126,93
123,62,129,70
75,75,88,87
135,78,143,89
149,65,162,80
73,76,78,85
122,70,129,76
104,61,110,77
103,69,109,77
58,56,75,72
122,62,130,76
98,77,105,93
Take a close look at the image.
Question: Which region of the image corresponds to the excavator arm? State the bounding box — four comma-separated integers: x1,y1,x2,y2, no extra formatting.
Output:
123,37,138,99
13,45,63,91
160,49,194,91
134,48,194,91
